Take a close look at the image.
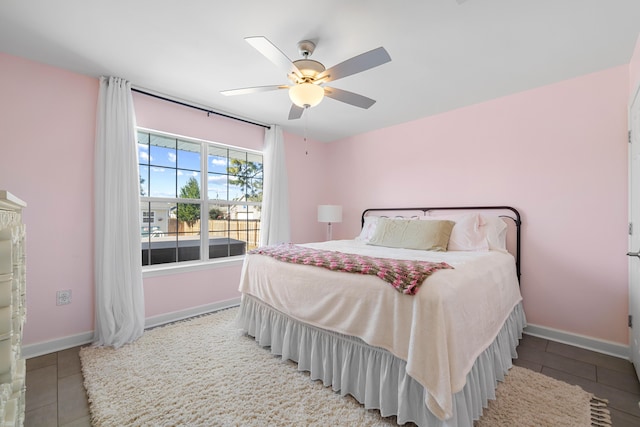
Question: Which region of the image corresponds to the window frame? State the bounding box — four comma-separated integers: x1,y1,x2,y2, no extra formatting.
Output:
138,127,262,275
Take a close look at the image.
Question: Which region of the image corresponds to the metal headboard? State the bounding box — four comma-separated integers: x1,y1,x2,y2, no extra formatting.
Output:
361,206,522,281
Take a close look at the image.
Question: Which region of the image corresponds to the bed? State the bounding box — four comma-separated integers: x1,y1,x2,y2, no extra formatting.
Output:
236,206,525,427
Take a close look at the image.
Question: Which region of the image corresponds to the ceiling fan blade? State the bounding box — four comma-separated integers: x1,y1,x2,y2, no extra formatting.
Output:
316,47,391,83
288,104,305,120
220,85,288,96
324,87,376,109
245,36,302,80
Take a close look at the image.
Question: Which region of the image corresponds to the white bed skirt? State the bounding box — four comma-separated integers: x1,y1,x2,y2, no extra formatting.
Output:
236,294,526,427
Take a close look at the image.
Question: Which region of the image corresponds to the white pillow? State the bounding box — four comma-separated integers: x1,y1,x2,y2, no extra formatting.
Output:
481,215,508,252
355,216,380,242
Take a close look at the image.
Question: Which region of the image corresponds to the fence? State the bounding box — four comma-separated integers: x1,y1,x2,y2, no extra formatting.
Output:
169,219,260,251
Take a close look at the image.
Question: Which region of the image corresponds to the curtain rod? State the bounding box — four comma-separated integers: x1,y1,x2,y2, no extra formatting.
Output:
131,88,271,129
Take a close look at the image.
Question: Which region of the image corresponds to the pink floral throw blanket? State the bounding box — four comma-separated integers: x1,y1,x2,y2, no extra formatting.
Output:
249,243,453,295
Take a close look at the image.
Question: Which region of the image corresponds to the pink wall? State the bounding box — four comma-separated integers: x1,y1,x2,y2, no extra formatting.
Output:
284,132,333,244
327,66,630,345
143,266,243,318
0,52,98,344
132,92,264,151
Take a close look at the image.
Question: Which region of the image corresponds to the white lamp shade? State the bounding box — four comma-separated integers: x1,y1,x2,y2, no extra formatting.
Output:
318,205,342,223
289,83,324,108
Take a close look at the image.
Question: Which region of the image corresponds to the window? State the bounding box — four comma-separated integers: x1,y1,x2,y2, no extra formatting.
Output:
138,129,262,266
142,211,155,223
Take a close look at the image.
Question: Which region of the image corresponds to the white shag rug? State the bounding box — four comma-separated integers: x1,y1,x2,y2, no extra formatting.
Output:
80,307,609,427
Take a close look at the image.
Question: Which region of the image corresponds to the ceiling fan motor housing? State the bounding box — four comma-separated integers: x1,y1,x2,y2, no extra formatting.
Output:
291,59,326,83
289,40,326,83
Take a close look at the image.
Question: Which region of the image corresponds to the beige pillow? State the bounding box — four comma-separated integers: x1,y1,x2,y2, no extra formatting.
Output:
367,218,455,251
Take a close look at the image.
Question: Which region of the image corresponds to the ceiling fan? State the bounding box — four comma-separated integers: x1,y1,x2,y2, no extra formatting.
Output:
220,36,392,120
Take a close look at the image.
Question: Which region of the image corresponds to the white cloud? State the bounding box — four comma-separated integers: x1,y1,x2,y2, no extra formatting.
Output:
139,151,149,161
167,152,177,163
151,167,165,173
208,175,226,182
211,158,226,166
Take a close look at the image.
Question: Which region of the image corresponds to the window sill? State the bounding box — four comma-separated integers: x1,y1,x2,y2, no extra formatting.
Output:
142,255,246,278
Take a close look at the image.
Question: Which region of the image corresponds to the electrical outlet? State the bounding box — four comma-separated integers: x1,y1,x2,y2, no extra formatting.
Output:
56,290,71,306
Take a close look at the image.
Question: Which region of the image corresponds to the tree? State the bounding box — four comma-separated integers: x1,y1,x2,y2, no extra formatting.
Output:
177,177,200,228
228,159,263,202
209,207,226,220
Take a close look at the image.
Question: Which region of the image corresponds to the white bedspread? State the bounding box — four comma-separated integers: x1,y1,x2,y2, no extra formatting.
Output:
238,240,523,421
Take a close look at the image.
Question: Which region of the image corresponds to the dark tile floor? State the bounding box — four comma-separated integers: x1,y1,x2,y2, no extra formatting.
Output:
23,334,640,426
514,334,640,426
24,346,90,427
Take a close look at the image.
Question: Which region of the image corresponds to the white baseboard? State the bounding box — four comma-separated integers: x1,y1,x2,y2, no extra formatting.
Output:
22,331,95,360
144,297,240,330
22,298,241,359
524,323,630,360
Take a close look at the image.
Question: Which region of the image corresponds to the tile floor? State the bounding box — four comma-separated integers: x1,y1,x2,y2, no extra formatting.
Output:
23,334,640,426
24,346,90,427
514,334,640,426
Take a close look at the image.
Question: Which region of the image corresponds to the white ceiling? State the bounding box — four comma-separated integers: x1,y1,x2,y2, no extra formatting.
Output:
1,0,639,142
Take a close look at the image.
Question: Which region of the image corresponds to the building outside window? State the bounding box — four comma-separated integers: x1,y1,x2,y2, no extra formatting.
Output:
138,129,263,266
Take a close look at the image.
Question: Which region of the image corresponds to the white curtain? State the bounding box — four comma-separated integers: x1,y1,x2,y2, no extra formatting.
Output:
94,76,145,348
259,125,291,246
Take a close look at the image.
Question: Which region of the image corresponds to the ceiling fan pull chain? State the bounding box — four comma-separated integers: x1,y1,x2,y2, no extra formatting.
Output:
304,106,309,155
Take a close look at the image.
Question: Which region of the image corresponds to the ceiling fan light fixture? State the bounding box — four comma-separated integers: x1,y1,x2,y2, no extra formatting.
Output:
289,83,324,108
